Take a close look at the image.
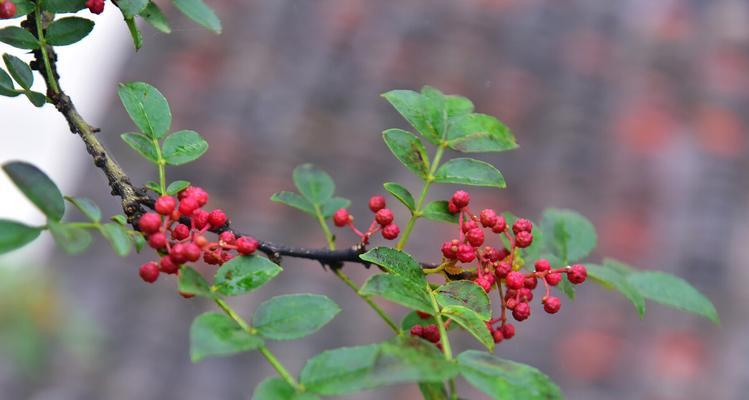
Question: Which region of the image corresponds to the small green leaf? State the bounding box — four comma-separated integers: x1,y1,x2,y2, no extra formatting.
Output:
162,130,208,165
252,378,321,400
359,247,426,286
25,91,46,107
627,271,719,324
117,0,149,18
400,310,438,332
3,161,65,221
586,262,645,317
140,2,172,33
446,113,517,153
359,274,432,314
435,280,491,319
12,0,36,16
178,266,214,298
117,82,172,139
166,180,190,195
121,132,159,163
557,275,576,300
541,208,596,262
320,197,351,218
421,201,458,224
0,68,19,97
0,219,41,254
3,54,33,90
383,182,415,211
433,158,506,188
441,305,493,351
382,129,430,178
253,294,340,341
292,164,334,205
419,382,448,400
124,16,143,50
172,0,222,33
111,214,128,225
271,191,315,216
145,181,161,194
301,343,379,396
42,0,86,13
65,196,101,222
457,350,563,400
213,255,282,296
101,223,132,257
0,27,39,49
131,231,146,253
45,17,95,46
190,312,263,362
48,220,92,255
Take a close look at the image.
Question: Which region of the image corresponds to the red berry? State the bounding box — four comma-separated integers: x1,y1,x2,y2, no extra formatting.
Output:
456,243,475,263
375,208,394,226
505,297,518,310
478,209,497,228
422,324,440,343
524,275,538,289
155,195,176,215
512,218,533,234
492,215,507,233
138,212,161,234
501,324,515,339
476,277,492,292
85,0,104,14
410,325,424,337
169,243,188,264
208,209,227,228
368,195,386,212
495,261,512,279
461,220,478,233
179,197,199,216
535,259,551,273
148,232,167,249
333,208,350,227
194,235,208,248
172,223,190,240
496,247,510,260
451,190,470,209
192,209,209,230
179,291,195,299
139,262,159,283
545,272,562,286
180,186,209,206
518,287,534,302
512,302,531,321
481,246,500,262
236,236,259,255
416,311,431,319
466,228,485,247
505,271,525,290
543,296,562,314
447,200,460,214
441,240,459,259
492,329,504,343
515,231,533,248
159,256,180,274
221,252,234,263
381,223,400,240
568,264,587,284
203,251,222,265
183,243,201,262
219,231,236,244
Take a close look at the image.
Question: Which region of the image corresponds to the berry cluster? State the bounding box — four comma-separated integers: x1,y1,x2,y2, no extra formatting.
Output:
136,186,258,288
440,190,588,343
332,195,400,243
0,0,16,19
86,0,105,14
409,324,441,348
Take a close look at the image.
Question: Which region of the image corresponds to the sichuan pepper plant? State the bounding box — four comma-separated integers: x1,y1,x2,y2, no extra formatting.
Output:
0,2,720,399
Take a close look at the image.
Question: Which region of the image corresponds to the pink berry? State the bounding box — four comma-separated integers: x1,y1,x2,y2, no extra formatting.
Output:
505,271,525,290
481,246,500,263
138,212,161,234
512,302,531,321
451,190,470,209
183,243,201,262
148,232,167,249
512,218,533,234
456,243,475,263
139,262,160,283
160,256,180,274
368,195,386,212
492,329,504,343
381,223,400,240
524,275,538,289
219,231,236,244
333,208,350,227
422,325,440,343
155,195,176,215
515,231,533,248
501,324,515,339
236,236,259,255
194,235,208,248
447,200,460,214
85,0,104,14
169,243,188,264
375,208,394,226
192,209,209,230
518,287,534,302
545,272,562,286
492,215,507,233
466,228,485,247
535,259,551,273
543,296,561,314
208,209,227,228
410,325,424,337
172,224,190,240
180,186,209,206
495,261,512,279
568,264,587,284
462,220,478,233
479,209,498,228
441,240,459,259
476,277,492,292
203,251,222,265
178,197,199,216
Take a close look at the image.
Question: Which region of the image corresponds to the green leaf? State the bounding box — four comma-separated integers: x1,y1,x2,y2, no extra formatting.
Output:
100,223,131,257
359,274,432,313
65,196,101,222
178,266,214,298
627,271,719,324
117,0,149,18
557,274,576,300
383,182,415,211
117,82,172,139
271,191,315,216
434,280,491,319
300,337,459,396
446,113,517,153
540,208,596,262
0,27,39,49
382,129,430,178
359,247,426,286
166,180,190,195
190,312,263,362
0,219,41,254
441,305,493,351
292,164,334,206
457,350,563,400
320,197,351,218
131,231,146,253
121,132,159,163
45,17,95,46
3,54,33,90
252,378,321,400
140,2,172,33
213,255,282,296
0,68,19,97
25,91,46,107
253,294,340,340
3,161,65,221
400,310,438,331
419,382,448,400
42,0,86,13
48,220,92,255
421,201,458,224
111,214,128,225
172,0,222,33
145,181,161,194
12,0,36,16
162,130,208,165
433,158,506,188
124,16,143,50
586,262,645,317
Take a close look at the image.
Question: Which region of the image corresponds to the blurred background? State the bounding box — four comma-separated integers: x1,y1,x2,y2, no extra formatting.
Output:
1,0,748,399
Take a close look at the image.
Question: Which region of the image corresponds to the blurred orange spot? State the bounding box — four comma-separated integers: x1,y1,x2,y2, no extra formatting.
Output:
611,101,677,155
694,104,745,158
557,329,621,381
652,331,706,381
598,209,651,260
